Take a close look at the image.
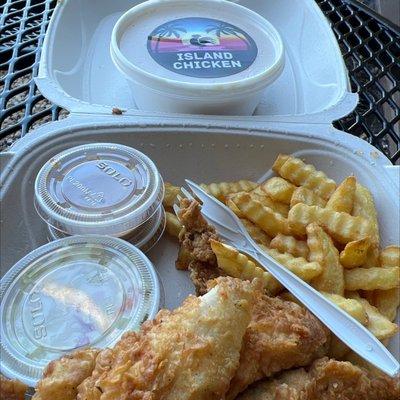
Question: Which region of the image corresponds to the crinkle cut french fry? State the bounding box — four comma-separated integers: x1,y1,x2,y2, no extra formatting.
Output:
339,237,371,269
226,191,284,221
232,192,291,237
270,233,309,259
263,247,323,283
249,189,290,217
362,245,380,269
226,197,244,218
251,186,267,196
360,299,399,340
347,293,398,340
165,211,183,238
211,241,322,296
321,292,368,325
380,245,400,268
200,180,257,201
278,291,367,331
272,154,336,200
306,223,345,295
289,203,372,244
326,176,356,214
356,185,381,267
260,177,296,204
272,154,290,172
344,266,400,291
210,240,281,295
240,219,271,247
290,186,327,208
163,182,181,209
374,288,400,322
353,183,379,244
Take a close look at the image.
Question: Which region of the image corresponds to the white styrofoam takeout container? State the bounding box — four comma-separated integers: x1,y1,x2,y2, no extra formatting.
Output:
0,0,399,378
1,120,399,364
110,0,285,115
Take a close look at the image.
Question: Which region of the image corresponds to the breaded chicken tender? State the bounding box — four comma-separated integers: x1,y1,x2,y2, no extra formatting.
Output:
0,375,28,400
176,199,223,294
176,199,330,399
226,294,330,399
32,349,99,400
236,357,400,400
76,277,255,400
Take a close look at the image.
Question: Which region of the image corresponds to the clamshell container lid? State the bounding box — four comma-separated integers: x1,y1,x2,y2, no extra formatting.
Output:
34,143,164,236
34,0,358,122
0,235,160,386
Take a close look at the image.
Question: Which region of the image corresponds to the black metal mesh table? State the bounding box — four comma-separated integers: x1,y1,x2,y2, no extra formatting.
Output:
1,0,399,163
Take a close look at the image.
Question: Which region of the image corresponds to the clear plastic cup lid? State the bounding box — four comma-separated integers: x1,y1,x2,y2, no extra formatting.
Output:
34,143,164,236
0,235,160,386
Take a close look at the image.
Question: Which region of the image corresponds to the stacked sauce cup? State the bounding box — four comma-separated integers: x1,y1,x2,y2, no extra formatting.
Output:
0,143,166,385
34,143,165,252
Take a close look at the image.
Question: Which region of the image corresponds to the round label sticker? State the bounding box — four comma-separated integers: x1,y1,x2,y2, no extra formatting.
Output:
147,17,258,78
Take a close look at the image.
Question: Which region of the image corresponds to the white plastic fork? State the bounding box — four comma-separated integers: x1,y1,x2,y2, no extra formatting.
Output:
173,179,399,378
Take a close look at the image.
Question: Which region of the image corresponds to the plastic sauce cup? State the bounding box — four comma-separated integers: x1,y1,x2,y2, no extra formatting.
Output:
47,206,166,253
0,236,160,386
110,0,285,115
34,143,165,251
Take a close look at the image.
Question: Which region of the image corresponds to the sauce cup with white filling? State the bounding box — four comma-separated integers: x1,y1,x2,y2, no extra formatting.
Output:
110,0,285,115
34,143,165,251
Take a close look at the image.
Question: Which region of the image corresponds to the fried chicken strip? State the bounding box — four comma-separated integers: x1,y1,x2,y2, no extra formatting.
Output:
227,294,330,399
32,349,99,400
237,357,400,400
75,277,258,400
176,198,223,295
176,200,330,398
0,375,28,400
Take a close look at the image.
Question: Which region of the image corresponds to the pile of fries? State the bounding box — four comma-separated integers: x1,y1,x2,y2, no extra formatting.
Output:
163,154,399,357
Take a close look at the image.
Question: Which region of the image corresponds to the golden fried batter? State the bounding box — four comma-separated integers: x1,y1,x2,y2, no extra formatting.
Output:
0,375,28,400
76,277,256,400
237,357,400,400
32,348,99,400
176,199,330,399
227,294,330,399
177,199,223,294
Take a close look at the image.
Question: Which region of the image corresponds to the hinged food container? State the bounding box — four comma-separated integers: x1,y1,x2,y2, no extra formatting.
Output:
1,0,399,384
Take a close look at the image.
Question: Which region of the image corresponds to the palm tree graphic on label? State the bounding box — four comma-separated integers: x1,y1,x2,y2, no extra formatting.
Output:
206,22,250,49
149,23,187,52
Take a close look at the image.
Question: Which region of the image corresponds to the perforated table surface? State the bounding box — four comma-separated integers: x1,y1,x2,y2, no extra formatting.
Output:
0,0,399,163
